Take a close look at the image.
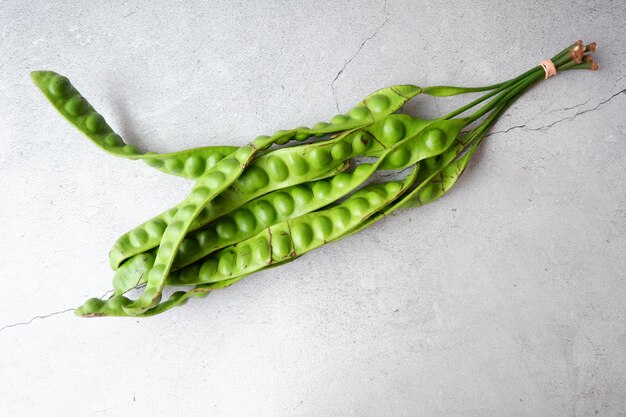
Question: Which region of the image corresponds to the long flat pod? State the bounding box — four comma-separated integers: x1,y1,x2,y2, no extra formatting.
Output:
107,116,432,270
107,128,371,269
106,124,394,268
112,117,467,293
123,116,420,313
268,84,423,140
134,83,426,178
112,165,375,294
173,117,462,267
74,142,487,317
110,115,466,270
30,71,240,179
36,40,599,319
346,130,484,239
167,169,418,287
75,170,417,317
77,256,300,317
31,70,423,178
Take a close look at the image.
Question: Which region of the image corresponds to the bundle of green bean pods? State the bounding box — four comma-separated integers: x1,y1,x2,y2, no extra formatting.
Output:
32,40,598,317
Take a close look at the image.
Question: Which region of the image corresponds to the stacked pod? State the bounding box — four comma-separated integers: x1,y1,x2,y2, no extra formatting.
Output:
30,41,598,317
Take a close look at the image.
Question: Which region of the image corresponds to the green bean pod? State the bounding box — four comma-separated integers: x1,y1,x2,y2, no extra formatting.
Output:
112,163,378,294
137,254,307,316
112,251,155,294
77,169,417,317
358,143,478,234
107,129,369,270
107,115,436,272
112,116,466,294
77,144,475,318
108,127,375,269
117,132,289,313
78,257,301,317
30,70,242,179
108,120,384,270
346,129,483,238
121,122,392,314
167,170,417,286
121,143,261,314
361,114,433,156
32,71,423,179
110,114,466,269
387,106,506,211
274,84,423,141
109,153,349,277
401,146,475,208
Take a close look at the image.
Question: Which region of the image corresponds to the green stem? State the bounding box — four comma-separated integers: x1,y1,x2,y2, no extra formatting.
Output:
466,72,541,123
441,42,579,120
465,50,582,124
456,61,594,159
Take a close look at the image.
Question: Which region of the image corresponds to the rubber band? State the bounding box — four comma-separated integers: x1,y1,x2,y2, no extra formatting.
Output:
539,60,557,79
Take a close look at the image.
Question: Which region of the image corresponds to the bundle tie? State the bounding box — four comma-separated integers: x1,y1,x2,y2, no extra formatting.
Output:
539,60,557,79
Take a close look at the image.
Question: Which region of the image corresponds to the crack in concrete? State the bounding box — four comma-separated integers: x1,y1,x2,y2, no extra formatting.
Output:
0,308,75,333
0,289,115,333
485,89,625,138
548,98,590,114
330,14,390,112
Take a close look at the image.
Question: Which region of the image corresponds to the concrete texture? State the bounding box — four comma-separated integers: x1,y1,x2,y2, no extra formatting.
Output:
1,1,625,415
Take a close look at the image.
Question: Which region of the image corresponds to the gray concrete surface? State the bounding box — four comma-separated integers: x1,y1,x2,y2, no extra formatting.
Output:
1,1,625,416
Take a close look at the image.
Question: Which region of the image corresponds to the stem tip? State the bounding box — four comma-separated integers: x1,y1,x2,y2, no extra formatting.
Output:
585,42,597,53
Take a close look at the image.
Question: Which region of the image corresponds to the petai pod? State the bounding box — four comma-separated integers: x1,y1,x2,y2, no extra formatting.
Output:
108,127,378,269
102,137,476,316
112,116,467,292
78,257,299,317
107,111,433,273
112,251,155,294
374,118,467,171
401,144,476,208
32,71,423,179
141,146,239,179
112,163,378,294
79,170,418,317
361,114,432,156
135,255,302,316
166,169,418,287
120,115,409,314
272,84,423,142
109,115,466,269
346,128,484,238
30,70,239,179
78,276,244,317
120,142,263,315
398,122,489,209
